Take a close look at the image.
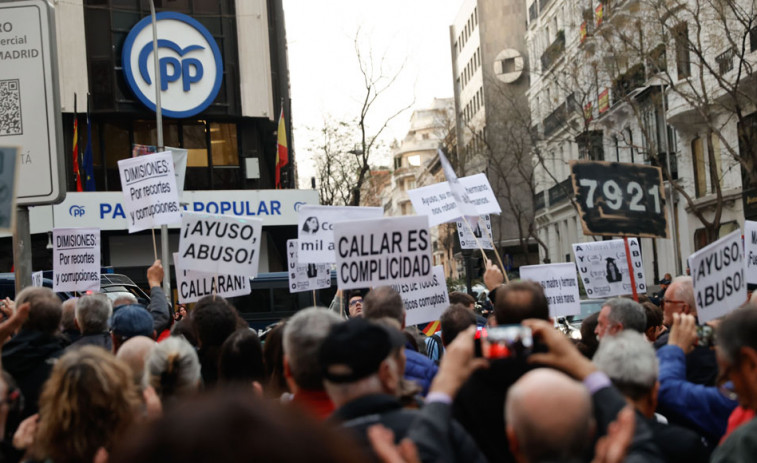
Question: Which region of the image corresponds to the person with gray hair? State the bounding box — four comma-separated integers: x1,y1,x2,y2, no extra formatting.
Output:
282,307,341,418
68,293,113,351
505,369,595,463
594,297,646,340
144,336,201,409
593,331,709,462
112,293,138,309
60,298,80,344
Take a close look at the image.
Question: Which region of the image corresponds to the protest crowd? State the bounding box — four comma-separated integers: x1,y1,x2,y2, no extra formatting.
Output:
0,255,752,463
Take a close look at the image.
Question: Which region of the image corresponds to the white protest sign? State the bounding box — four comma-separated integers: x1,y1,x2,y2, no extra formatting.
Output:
394,265,449,326
457,215,493,249
333,215,432,290
173,253,250,304
286,240,331,293
298,205,383,264
745,221,757,286
31,271,44,287
688,230,746,323
519,263,581,317
53,228,100,292
438,149,478,216
407,182,461,226
118,151,181,233
458,174,501,215
573,238,646,299
169,147,188,198
178,212,263,277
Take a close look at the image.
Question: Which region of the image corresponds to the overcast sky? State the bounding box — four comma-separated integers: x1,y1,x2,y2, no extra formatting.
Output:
283,0,460,187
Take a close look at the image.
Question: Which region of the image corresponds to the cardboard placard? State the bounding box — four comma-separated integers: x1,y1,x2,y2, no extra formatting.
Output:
395,265,449,326
286,239,331,293
297,205,383,264
178,212,263,277
745,221,757,287
458,174,501,215
53,228,100,292
173,253,250,303
573,238,646,299
571,161,669,238
688,230,746,323
407,182,460,226
132,144,188,198
519,263,581,317
31,271,44,287
333,215,432,290
118,151,181,233
457,215,493,249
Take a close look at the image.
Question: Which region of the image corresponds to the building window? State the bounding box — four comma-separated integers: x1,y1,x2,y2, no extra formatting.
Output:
674,23,691,79
692,136,706,197
577,131,604,161
709,133,723,192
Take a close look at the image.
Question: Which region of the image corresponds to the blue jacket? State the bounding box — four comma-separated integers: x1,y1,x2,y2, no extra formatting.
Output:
404,347,438,396
656,345,737,443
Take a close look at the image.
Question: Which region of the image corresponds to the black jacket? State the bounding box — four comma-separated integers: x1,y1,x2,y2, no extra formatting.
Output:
332,394,485,463
644,415,710,463
66,332,112,352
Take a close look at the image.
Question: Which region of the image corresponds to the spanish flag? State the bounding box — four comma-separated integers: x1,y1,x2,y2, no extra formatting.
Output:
422,320,441,336
275,105,288,189
72,95,83,192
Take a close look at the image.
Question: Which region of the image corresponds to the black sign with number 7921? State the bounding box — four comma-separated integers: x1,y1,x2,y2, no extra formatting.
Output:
570,161,669,239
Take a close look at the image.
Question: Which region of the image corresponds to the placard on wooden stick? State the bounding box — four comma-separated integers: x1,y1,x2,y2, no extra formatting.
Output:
570,161,669,239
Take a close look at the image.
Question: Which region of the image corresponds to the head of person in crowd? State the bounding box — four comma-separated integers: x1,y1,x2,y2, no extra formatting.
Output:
662,276,696,325
60,298,78,338
642,301,664,343
449,291,476,311
15,287,62,336
346,289,366,318
505,369,595,463
440,303,476,347
576,311,600,358
282,308,341,395
362,286,405,327
593,330,660,417
174,304,188,321
263,320,289,398
660,273,672,289
112,293,138,309
115,336,156,388
75,293,112,335
111,304,155,352
320,317,406,408
191,296,239,386
110,391,364,463
219,328,266,391
170,318,198,346
493,280,549,326
32,346,140,463
595,297,646,340
144,336,201,407
716,305,757,411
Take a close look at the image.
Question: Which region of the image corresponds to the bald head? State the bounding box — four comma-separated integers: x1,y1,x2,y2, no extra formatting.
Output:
116,336,156,386
663,276,695,325
506,369,594,462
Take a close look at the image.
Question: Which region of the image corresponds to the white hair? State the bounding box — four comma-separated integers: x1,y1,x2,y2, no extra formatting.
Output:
75,294,113,334
592,330,658,398
143,336,201,402
283,308,342,390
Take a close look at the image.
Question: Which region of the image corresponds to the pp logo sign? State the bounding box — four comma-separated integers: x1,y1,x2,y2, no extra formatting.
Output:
69,205,85,218
122,12,223,118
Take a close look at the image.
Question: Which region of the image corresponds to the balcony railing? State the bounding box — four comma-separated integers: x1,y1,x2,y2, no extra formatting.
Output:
542,93,576,138
715,48,735,75
548,178,573,208
540,30,565,71
612,63,646,99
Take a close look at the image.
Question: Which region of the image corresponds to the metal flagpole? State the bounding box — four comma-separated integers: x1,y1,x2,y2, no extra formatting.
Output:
149,1,172,298
659,84,681,276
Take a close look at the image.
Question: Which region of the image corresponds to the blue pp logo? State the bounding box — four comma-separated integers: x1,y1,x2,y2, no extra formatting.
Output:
69,205,85,217
122,12,223,118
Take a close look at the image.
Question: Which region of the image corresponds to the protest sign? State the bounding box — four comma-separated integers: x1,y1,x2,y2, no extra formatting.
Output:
571,161,668,238
286,240,331,293
333,215,432,290
297,205,383,264
457,215,493,249
438,149,478,217
118,151,181,233
173,253,250,304
132,144,188,197
31,271,44,287
53,228,100,292
458,174,501,215
407,182,461,226
688,230,746,323
572,238,646,299
746,221,757,287
178,212,263,277
519,263,581,317
394,265,449,326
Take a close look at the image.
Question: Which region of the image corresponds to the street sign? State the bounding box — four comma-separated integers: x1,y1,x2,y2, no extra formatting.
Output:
0,1,64,206
570,161,669,238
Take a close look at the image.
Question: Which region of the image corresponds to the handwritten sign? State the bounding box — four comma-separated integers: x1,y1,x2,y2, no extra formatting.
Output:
118,151,181,232
457,215,493,249
297,205,383,263
519,263,580,317
286,239,331,293
53,228,100,292
573,238,646,299
407,182,460,226
394,265,449,326
458,174,501,215
745,221,757,287
173,253,250,303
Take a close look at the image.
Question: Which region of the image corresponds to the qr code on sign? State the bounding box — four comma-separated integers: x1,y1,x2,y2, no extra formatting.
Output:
0,79,22,137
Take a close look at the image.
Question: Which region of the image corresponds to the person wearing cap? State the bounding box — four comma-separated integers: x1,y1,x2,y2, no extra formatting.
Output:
321,318,485,463
111,304,156,353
